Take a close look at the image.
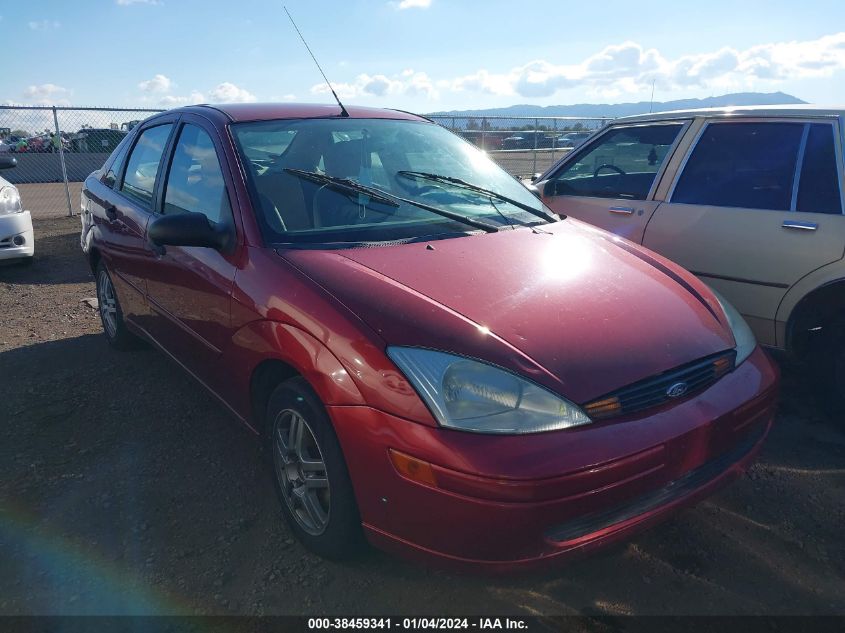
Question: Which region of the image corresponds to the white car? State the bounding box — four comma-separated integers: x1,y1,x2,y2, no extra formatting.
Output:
0,156,34,263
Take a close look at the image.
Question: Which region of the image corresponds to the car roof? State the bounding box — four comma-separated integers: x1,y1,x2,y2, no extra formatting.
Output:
172,102,429,123
614,104,845,124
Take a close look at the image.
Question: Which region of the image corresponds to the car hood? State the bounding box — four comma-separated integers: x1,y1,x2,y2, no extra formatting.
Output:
280,219,734,404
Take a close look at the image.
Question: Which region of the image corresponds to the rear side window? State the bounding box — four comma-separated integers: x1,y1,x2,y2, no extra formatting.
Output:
162,124,232,224
548,124,683,200
672,122,804,210
103,136,132,188
797,124,842,214
120,124,173,207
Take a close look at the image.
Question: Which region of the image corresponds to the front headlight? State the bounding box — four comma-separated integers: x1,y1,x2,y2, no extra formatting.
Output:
387,347,592,434
710,290,756,365
0,185,22,214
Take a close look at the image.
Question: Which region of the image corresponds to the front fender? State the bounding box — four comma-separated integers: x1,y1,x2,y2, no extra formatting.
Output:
221,320,366,424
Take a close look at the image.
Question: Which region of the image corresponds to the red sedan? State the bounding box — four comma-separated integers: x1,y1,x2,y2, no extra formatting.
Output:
80,103,778,571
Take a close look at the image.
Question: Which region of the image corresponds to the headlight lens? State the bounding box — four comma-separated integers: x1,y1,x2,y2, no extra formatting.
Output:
387,347,592,434
710,289,756,365
0,185,22,214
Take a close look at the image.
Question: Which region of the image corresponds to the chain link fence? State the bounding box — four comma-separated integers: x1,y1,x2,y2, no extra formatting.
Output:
0,106,612,217
0,106,164,216
427,115,612,178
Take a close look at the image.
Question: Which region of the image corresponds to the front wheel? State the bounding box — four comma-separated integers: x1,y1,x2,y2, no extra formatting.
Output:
266,377,364,559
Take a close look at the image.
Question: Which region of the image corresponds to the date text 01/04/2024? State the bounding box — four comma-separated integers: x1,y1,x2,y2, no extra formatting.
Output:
307,618,529,630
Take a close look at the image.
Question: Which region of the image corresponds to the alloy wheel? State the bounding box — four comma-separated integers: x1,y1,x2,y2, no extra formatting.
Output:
97,269,118,339
272,409,331,535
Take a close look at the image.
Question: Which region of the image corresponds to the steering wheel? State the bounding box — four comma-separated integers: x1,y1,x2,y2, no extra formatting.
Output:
593,163,626,178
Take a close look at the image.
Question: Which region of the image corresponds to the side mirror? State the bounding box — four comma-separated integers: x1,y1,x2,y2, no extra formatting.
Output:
148,212,233,251
0,155,17,170
542,180,557,198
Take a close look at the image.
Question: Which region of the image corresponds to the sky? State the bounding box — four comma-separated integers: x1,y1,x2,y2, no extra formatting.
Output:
2,0,845,112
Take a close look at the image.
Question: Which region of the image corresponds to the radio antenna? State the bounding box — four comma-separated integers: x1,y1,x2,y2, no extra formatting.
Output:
284,6,349,117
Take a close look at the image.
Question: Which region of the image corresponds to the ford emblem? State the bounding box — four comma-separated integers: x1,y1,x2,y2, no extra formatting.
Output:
666,382,689,398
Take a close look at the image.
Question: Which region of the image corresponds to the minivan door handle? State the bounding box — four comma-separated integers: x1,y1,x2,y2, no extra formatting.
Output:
782,220,818,231
609,206,635,215
104,203,118,220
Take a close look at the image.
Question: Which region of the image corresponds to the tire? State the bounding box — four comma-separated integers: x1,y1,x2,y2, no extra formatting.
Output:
266,377,364,559
809,326,845,416
95,261,141,350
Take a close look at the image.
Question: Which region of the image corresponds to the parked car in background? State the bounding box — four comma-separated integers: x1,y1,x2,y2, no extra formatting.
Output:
556,131,592,148
532,106,845,406
71,128,127,153
80,103,778,570
0,156,34,264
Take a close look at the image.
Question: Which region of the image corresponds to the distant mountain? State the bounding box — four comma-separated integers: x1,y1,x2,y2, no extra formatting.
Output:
427,92,806,119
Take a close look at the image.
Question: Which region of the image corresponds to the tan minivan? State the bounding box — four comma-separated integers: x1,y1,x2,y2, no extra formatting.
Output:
533,106,845,404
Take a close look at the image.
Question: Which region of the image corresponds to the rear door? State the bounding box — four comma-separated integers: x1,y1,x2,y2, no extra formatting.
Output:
96,119,176,328
539,121,689,243
643,118,845,346
144,116,240,383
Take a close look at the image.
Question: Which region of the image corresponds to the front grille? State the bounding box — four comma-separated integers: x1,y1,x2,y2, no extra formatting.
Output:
583,350,736,420
545,423,764,543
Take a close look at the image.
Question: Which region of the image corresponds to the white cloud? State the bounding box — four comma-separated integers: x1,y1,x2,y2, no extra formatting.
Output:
322,31,845,103
22,83,71,106
312,69,438,100
28,20,60,30
208,82,256,103
159,91,205,106
138,74,173,93
395,0,431,8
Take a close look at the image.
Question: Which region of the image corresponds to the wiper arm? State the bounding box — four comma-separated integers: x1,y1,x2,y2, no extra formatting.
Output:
397,170,558,223
286,168,498,233
285,168,399,207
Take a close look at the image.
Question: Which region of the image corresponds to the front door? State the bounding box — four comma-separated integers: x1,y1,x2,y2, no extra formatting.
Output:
144,119,240,383
643,119,845,346
539,121,689,243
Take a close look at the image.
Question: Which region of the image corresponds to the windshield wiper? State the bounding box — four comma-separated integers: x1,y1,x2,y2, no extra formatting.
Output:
285,168,399,207
285,168,499,233
396,170,558,223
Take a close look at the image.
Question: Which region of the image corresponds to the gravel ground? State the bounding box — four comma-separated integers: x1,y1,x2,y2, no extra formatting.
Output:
0,212,843,616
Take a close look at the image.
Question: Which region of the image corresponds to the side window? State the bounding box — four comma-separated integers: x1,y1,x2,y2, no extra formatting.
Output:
672,122,804,211
103,136,131,188
549,124,684,200
797,123,842,215
163,124,232,224
120,124,173,207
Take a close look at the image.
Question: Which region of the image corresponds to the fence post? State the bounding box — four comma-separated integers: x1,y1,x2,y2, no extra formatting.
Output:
551,118,557,164
52,106,73,217
532,118,538,176
481,117,487,152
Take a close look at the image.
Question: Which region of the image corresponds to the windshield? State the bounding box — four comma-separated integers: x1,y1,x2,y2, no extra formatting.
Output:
231,118,554,245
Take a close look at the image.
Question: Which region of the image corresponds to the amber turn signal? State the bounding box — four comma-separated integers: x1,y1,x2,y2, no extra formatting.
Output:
389,450,438,487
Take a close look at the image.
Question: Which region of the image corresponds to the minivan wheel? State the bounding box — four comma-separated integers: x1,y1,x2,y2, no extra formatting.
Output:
95,262,141,350
266,377,364,559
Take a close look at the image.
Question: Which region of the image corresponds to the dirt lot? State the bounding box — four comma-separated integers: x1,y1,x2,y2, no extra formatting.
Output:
1,212,844,616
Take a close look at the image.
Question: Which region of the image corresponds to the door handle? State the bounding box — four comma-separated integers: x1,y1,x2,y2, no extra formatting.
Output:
609,206,635,215
104,203,118,220
782,220,818,231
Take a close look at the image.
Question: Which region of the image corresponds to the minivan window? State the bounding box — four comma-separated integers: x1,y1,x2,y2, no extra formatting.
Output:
672,122,804,211
120,124,173,207
797,123,842,215
547,124,683,200
163,124,232,224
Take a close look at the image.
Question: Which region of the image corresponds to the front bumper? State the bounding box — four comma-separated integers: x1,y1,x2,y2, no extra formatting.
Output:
329,346,779,572
0,210,34,260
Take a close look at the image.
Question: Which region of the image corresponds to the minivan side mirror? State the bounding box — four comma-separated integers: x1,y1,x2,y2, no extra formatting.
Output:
148,212,233,251
0,155,17,170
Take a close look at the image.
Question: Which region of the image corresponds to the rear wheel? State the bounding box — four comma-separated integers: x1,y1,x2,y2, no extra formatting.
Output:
266,377,364,559
808,322,845,415
95,262,141,350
